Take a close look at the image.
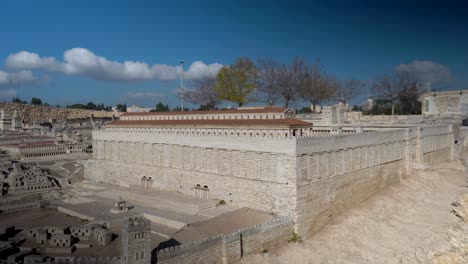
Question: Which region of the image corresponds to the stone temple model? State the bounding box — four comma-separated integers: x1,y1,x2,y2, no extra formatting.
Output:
86,106,461,239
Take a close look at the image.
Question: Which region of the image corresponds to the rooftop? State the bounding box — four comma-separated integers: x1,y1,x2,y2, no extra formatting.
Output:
106,118,312,129
120,107,288,117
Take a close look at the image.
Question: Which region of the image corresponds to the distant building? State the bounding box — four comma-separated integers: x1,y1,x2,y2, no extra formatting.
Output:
0,110,22,131
126,105,153,113
421,89,468,116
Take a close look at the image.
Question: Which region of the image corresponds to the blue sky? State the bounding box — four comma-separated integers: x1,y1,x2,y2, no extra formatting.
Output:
0,0,467,108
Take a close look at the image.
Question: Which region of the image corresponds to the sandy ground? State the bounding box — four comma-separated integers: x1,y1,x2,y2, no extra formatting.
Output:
0,208,86,228
243,154,468,264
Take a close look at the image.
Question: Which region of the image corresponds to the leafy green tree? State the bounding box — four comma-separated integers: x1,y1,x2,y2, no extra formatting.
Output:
12,98,27,104
30,97,43,106
216,57,257,107
172,106,189,111
86,101,97,110
198,104,218,111
116,104,127,112
67,104,87,109
150,102,170,112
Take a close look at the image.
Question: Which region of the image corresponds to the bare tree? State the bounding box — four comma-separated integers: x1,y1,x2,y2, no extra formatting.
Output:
275,57,309,108
372,74,409,115
335,79,365,106
181,76,219,110
300,60,338,112
256,59,281,106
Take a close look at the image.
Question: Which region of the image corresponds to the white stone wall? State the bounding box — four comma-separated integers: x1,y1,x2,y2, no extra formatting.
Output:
87,133,298,215
86,124,457,239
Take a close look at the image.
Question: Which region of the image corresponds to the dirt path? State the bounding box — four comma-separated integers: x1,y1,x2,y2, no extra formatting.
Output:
243,154,468,264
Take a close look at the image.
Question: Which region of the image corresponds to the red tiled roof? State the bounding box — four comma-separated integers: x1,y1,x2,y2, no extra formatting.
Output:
106,118,311,128
120,107,287,116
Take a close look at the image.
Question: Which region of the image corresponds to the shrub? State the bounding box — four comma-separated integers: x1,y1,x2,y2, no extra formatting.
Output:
288,231,301,243
261,249,268,254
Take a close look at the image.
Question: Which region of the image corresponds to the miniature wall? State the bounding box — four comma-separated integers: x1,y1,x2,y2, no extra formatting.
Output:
0,200,41,213
294,125,458,238
0,102,119,123
295,130,408,238
155,217,293,264
87,131,298,216
86,144,297,216
22,256,121,264
87,124,458,243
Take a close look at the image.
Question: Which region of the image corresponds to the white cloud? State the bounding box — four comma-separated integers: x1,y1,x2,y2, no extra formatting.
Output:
6,51,60,71
5,48,223,82
183,61,223,79
0,70,37,86
395,60,452,83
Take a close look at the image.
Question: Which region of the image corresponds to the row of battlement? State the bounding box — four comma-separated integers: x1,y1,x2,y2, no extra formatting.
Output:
98,126,369,140
23,255,120,264
156,216,293,260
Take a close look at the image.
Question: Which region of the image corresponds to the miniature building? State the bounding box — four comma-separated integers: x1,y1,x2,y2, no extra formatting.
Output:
421,89,468,116
44,226,64,236
69,226,92,240
0,130,89,159
35,230,47,245
11,111,22,130
49,234,72,247
111,197,129,214
5,163,58,195
93,227,112,247
87,106,460,240
0,110,12,131
122,216,151,264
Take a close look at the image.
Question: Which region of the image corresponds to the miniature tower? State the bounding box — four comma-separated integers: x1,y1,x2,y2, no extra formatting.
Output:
0,110,12,131
122,216,151,264
11,111,22,130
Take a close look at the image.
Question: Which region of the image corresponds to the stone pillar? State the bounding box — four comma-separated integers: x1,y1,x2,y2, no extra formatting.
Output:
414,127,425,169
450,124,458,161
141,177,146,189
147,178,153,189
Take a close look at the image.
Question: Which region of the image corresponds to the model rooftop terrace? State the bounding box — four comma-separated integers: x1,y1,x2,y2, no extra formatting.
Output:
119,107,295,121
106,118,312,129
